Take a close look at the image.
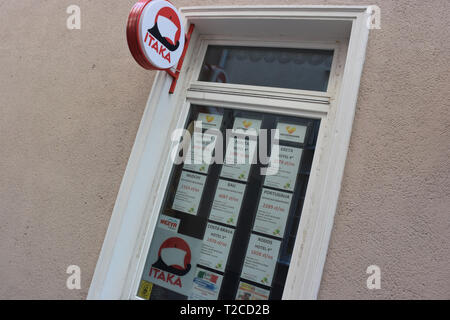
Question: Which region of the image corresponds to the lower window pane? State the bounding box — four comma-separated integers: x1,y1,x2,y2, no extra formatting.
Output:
137,105,320,300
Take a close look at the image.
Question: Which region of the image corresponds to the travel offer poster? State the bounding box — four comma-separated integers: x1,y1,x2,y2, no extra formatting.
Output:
183,132,218,174
221,137,258,182
157,214,181,233
209,180,246,227
199,223,235,272
253,188,293,238
172,171,206,215
220,117,262,181
264,145,303,191
241,234,281,287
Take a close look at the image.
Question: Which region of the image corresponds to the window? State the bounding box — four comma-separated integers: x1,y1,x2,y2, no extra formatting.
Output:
88,6,370,300
137,105,320,300
133,35,339,300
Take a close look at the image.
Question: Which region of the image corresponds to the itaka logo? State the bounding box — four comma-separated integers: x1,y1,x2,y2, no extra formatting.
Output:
127,0,185,70
152,237,192,276
148,6,181,53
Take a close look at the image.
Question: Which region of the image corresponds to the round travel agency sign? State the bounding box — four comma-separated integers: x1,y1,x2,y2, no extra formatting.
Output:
127,0,185,70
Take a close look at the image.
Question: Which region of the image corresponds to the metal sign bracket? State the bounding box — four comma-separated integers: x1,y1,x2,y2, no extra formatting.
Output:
165,24,195,94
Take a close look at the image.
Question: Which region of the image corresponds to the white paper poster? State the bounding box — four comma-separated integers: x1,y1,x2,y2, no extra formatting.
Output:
158,214,180,233
199,223,235,272
277,122,307,144
253,189,292,238
220,117,262,181
183,132,218,174
195,113,223,130
141,228,202,296
236,282,270,300
264,146,302,191
209,180,246,226
241,234,281,287
232,117,262,135
189,267,223,300
221,137,258,182
172,171,206,215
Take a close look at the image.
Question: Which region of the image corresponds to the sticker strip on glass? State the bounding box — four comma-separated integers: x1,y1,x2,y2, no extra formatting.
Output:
172,171,207,215
189,267,223,300
236,281,270,300
158,214,181,233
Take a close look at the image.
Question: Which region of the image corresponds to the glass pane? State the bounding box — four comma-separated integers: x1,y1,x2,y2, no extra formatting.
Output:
198,45,333,92
137,105,321,300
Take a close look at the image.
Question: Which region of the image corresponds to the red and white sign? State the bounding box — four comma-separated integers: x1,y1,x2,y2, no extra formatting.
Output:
158,214,180,232
127,0,186,70
141,228,202,296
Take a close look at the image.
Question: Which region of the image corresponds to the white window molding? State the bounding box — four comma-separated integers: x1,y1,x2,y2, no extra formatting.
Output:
88,5,371,300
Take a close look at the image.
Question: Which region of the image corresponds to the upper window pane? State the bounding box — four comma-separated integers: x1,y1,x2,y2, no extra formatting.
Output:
198,45,334,92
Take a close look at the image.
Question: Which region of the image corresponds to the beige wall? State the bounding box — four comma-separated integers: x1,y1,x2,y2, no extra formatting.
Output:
0,0,448,299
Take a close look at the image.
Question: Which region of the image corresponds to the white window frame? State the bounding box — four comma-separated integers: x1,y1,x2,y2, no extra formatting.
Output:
88,5,371,300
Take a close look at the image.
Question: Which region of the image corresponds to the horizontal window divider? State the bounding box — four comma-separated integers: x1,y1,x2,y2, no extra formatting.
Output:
186,91,329,119
189,81,331,104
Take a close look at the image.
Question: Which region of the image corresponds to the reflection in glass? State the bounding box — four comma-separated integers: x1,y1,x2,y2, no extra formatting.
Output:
199,46,333,92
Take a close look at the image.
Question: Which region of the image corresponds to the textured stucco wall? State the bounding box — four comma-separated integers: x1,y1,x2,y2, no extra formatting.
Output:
0,0,448,299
